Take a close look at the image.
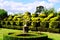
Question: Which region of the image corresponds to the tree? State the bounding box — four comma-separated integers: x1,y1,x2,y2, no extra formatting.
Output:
35,6,44,14
0,9,7,20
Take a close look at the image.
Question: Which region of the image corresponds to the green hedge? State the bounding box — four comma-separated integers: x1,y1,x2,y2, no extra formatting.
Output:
1,21,60,33
31,27,60,33
3,32,48,40
47,28,60,33
30,27,47,32
31,21,40,27
40,21,49,28
0,21,23,30
49,21,59,28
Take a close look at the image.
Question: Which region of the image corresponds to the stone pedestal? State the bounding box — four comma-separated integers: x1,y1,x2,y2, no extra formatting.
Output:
23,25,28,33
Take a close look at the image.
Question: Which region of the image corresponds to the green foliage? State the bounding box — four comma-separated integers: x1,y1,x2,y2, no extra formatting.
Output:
12,16,17,21
43,8,55,16
1,7,60,33
4,18,7,21
23,11,31,22
57,12,60,16
40,18,44,22
31,21,40,27
24,11,31,16
19,22,23,26
7,21,11,25
35,6,44,13
1,21,5,25
31,13,38,17
40,22,49,28
47,28,60,33
0,9,7,20
31,27,47,32
38,13,46,18
4,32,47,40
48,13,54,18
42,13,54,22
49,21,59,28
48,8,55,14
31,17,40,21
7,16,13,21
49,16,59,22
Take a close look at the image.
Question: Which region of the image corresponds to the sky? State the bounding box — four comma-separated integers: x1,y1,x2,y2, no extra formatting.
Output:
0,0,60,15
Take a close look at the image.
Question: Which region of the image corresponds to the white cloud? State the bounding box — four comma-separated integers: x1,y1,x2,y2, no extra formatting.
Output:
57,8,60,12
48,0,60,3
0,0,54,15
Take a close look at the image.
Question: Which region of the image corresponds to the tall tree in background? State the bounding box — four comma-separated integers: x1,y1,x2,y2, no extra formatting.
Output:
35,6,44,14
0,9,7,20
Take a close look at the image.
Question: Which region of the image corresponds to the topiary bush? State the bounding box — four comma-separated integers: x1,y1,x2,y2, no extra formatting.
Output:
32,21,40,27
13,22,17,26
49,21,59,28
7,21,11,25
19,22,23,26
1,21,7,28
47,28,60,33
40,21,49,28
30,27,47,32
38,13,46,18
2,21,6,25
57,22,60,28
3,32,48,40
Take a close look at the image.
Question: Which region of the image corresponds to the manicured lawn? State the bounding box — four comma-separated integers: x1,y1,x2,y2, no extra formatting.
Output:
44,32,60,40
0,28,60,40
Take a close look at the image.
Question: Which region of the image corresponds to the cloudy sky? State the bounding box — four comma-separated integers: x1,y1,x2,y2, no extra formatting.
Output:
0,0,60,15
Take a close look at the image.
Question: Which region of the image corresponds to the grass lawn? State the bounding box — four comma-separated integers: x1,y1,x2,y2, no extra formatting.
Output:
0,28,60,40
42,32,60,40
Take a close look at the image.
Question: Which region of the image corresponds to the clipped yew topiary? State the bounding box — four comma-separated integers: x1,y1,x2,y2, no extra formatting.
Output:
49,21,59,28
40,21,49,28
3,32,48,40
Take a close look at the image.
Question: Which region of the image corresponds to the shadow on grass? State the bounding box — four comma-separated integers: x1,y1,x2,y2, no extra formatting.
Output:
48,38,53,40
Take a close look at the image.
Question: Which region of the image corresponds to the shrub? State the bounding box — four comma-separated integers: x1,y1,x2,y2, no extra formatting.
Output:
47,28,60,33
31,27,47,32
13,22,17,25
38,13,46,18
31,17,40,22
40,18,44,22
7,21,11,25
42,13,54,22
32,13,38,17
7,16,13,21
12,16,17,21
0,21,2,28
19,22,23,26
40,21,49,28
26,21,31,26
49,21,59,28
49,16,59,22
2,21,5,25
57,22,60,28
31,21,40,27
1,21,7,26
3,32,48,40
4,18,7,21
